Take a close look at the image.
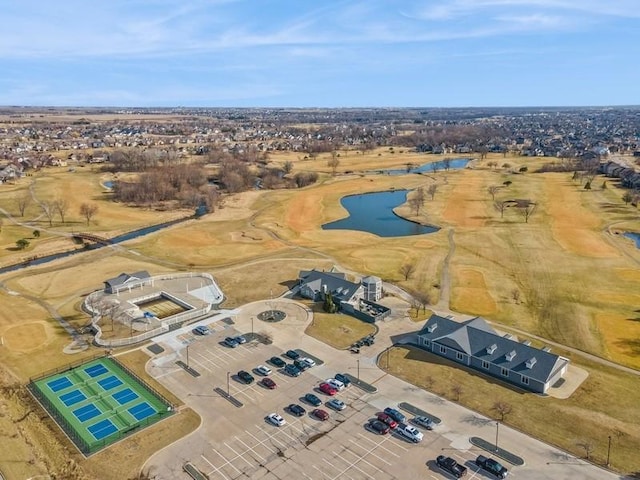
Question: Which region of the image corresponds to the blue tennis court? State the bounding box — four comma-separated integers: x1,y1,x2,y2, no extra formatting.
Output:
98,375,123,390
128,402,156,421
112,388,139,405
60,389,87,407
85,364,108,378
48,377,72,392
73,404,101,422
88,419,118,440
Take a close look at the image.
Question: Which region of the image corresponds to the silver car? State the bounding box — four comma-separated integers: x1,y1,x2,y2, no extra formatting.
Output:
412,415,435,430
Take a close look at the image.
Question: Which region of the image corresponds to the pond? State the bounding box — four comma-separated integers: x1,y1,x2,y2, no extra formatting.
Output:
322,190,438,237
624,232,640,248
103,180,114,189
369,158,470,176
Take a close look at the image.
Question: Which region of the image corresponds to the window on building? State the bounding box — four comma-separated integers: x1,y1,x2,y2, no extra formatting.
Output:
456,352,464,361
521,375,529,385
501,368,509,377
425,340,431,348
482,361,489,369
440,346,447,354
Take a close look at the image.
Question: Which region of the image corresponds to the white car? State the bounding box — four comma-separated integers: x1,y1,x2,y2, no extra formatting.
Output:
255,365,272,376
300,357,316,368
397,423,423,443
326,378,345,391
267,413,286,427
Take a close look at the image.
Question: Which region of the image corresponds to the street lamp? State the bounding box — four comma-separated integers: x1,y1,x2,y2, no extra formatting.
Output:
227,371,231,397
607,435,612,467
186,344,189,368
495,422,500,452
251,316,254,336
357,359,360,381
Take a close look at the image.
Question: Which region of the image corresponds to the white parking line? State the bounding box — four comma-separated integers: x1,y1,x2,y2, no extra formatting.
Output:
201,453,230,480
313,464,333,479
235,436,267,463
353,432,406,455
340,444,390,469
192,349,224,369
223,441,255,469
186,354,212,373
328,443,382,480
244,429,279,455
322,458,358,480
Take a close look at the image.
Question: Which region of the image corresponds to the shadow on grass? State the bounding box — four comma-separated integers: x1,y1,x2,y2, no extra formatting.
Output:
395,344,529,396
615,338,640,355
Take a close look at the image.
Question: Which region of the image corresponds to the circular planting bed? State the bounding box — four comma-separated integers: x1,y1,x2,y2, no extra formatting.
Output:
258,310,287,323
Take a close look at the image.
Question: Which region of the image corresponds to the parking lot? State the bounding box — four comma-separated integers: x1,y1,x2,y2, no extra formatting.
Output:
145,309,620,480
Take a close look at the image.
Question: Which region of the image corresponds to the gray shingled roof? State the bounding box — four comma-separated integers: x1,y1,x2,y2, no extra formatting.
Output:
104,270,150,289
299,270,361,302
418,314,568,384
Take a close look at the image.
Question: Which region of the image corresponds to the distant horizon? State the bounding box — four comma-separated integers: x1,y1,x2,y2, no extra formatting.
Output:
2,1,639,107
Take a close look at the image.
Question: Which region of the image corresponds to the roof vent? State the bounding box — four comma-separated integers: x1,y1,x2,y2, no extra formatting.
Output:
505,350,517,361
542,346,552,352
486,344,497,354
503,333,514,340
525,357,537,369
427,323,438,333
521,340,531,346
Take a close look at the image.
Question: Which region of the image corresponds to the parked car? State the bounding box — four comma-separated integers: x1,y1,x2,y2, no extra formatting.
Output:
267,413,286,427
224,337,239,348
284,349,300,360
334,373,351,386
237,370,254,384
287,404,306,417
326,378,345,391
312,409,329,421
475,455,508,478
376,412,398,429
300,357,316,368
192,325,211,335
255,365,272,376
436,455,467,478
233,335,247,344
367,419,390,435
268,356,286,368
383,407,406,423
412,415,435,430
284,364,302,377
327,399,346,411
304,393,322,406
319,382,338,396
396,423,423,443
293,359,310,371
260,377,277,389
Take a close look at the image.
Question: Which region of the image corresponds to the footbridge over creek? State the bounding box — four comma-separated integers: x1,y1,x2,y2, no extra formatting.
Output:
72,232,113,245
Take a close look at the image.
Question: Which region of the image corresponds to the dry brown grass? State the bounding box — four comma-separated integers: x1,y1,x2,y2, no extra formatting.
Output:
380,345,640,475
305,303,377,349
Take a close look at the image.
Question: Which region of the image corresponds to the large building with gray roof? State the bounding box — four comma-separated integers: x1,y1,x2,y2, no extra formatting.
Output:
416,314,569,394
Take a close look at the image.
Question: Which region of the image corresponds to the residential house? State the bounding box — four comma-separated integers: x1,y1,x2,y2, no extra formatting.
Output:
416,314,569,394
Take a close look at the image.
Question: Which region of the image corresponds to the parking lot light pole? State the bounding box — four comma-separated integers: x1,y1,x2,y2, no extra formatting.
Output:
495,421,500,452
186,344,189,368
227,371,230,397
252,316,254,336
607,435,612,467
357,359,360,381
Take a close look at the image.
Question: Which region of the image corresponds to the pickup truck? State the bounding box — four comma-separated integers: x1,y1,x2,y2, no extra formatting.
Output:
436,455,467,478
475,455,508,478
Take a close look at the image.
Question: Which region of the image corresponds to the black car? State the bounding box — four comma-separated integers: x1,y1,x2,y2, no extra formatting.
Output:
334,373,351,387
268,356,286,368
284,364,302,377
475,455,508,479
293,359,310,371
383,407,406,423
284,349,300,360
237,370,255,384
303,393,322,406
287,404,306,417
367,419,390,435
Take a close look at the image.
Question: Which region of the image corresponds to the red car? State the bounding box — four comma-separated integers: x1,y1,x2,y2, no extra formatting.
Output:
260,377,277,389
377,412,398,429
312,409,330,421
319,382,338,396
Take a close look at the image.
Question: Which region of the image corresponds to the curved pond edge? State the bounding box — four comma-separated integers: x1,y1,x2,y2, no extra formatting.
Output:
623,231,640,248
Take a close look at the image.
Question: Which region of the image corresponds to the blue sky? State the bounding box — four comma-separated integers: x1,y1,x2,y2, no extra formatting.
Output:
1,0,638,107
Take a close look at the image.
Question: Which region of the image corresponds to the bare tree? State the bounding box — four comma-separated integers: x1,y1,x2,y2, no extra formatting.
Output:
518,201,536,223
327,157,340,176
427,184,438,200
511,289,520,304
408,197,423,215
283,160,293,174
443,157,452,171
488,185,500,200
16,194,31,216
492,401,513,421
494,200,507,218
400,263,416,281
40,200,56,226
54,198,69,224
451,384,463,401
79,203,99,226
576,440,594,460
416,291,432,313
622,192,633,205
